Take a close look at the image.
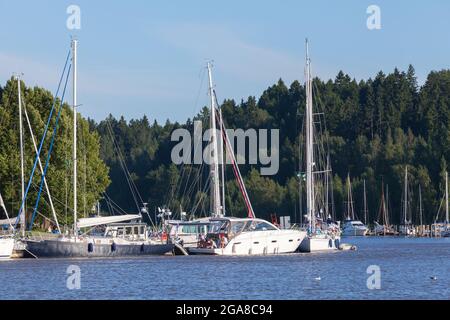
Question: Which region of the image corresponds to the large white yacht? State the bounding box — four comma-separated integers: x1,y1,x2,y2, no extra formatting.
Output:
189,217,306,255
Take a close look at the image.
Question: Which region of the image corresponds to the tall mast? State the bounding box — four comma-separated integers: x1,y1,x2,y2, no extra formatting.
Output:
363,179,368,225
207,62,222,217
17,75,25,237
325,157,329,218
346,174,355,220
446,171,449,223
386,183,389,226
305,39,315,232
419,184,423,227
72,39,78,236
218,108,226,216
404,165,408,225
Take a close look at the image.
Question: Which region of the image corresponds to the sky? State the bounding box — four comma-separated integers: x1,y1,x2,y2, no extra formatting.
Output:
0,0,449,123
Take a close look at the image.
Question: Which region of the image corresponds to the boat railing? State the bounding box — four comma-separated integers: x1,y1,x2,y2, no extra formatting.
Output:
25,231,60,242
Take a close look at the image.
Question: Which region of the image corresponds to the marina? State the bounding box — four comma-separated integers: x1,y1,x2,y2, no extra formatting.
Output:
0,1,449,304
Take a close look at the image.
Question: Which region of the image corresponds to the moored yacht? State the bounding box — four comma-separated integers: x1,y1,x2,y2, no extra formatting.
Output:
298,39,340,252
342,220,368,236
189,217,306,255
26,215,173,258
341,175,368,236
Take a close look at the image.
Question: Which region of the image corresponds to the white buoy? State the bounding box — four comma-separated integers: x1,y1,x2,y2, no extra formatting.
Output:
314,277,321,281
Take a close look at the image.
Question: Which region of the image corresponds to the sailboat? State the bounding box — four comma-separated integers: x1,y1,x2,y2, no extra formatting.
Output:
0,74,29,259
187,62,307,255
298,40,341,252
25,39,174,257
399,166,416,236
434,171,450,237
374,182,396,235
342,174,369,236
0,192,14,260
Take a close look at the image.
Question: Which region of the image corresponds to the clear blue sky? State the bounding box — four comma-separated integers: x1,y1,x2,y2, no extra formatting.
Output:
1,0,449,122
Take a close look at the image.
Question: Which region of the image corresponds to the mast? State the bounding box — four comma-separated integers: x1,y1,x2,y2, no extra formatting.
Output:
363,179,368,225
325,157,329,218
72,39,78,237
218,108,226,216
386,183,389,226
346,174,355,220
305,39,315,233
445,171,449,223
17,75,25,237
419,184,423,228
404,165,408,225
207,62,222,217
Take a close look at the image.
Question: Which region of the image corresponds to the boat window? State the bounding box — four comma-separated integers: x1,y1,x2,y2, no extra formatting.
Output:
134,226,139,235
181,225,197,234
252,221,277,231
230,221,246,235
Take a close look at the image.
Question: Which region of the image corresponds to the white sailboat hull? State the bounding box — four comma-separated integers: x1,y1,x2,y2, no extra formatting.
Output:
0,238,14,260
298,234,340,253
189,229,306,256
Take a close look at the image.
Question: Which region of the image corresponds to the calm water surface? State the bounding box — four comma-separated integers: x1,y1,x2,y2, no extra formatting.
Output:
0,237,449,300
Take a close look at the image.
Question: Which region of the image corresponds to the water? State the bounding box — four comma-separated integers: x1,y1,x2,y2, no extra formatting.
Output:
0,237,449,300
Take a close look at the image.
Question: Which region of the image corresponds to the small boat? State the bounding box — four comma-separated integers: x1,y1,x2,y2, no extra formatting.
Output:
341,174,369,236
188,217,306,255
434,171,450,237
342,220,369,236
0,237,14,260
0,192,15,260
399,166,416,236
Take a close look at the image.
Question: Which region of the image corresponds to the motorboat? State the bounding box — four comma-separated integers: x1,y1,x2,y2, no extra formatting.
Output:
189,217,307,255
342,220,369,236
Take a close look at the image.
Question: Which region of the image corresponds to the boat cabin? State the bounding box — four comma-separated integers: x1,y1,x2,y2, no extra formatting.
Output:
104,223,148,241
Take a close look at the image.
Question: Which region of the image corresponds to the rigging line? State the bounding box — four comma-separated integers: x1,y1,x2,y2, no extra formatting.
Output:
31,182,74,214
104,120,138,205
21,90,60,232
29,63,72,230
181,162,205,213
190,179,211,217
14,50,71,229
102,192,124,214
191,66,207,117
218,109,255,218
105,119,142,209
105,120,140,211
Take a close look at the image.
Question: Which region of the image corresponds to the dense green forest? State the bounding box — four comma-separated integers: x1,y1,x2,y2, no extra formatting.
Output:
94,65,450,225
1,65,450,228
0,78,110,229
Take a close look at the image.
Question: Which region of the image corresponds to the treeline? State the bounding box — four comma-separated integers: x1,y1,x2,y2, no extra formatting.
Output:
93,65,450,225
2,66,450,227
0,78,110,228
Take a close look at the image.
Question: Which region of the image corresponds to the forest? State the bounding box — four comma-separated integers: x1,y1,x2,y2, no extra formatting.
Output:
1,65,450,228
